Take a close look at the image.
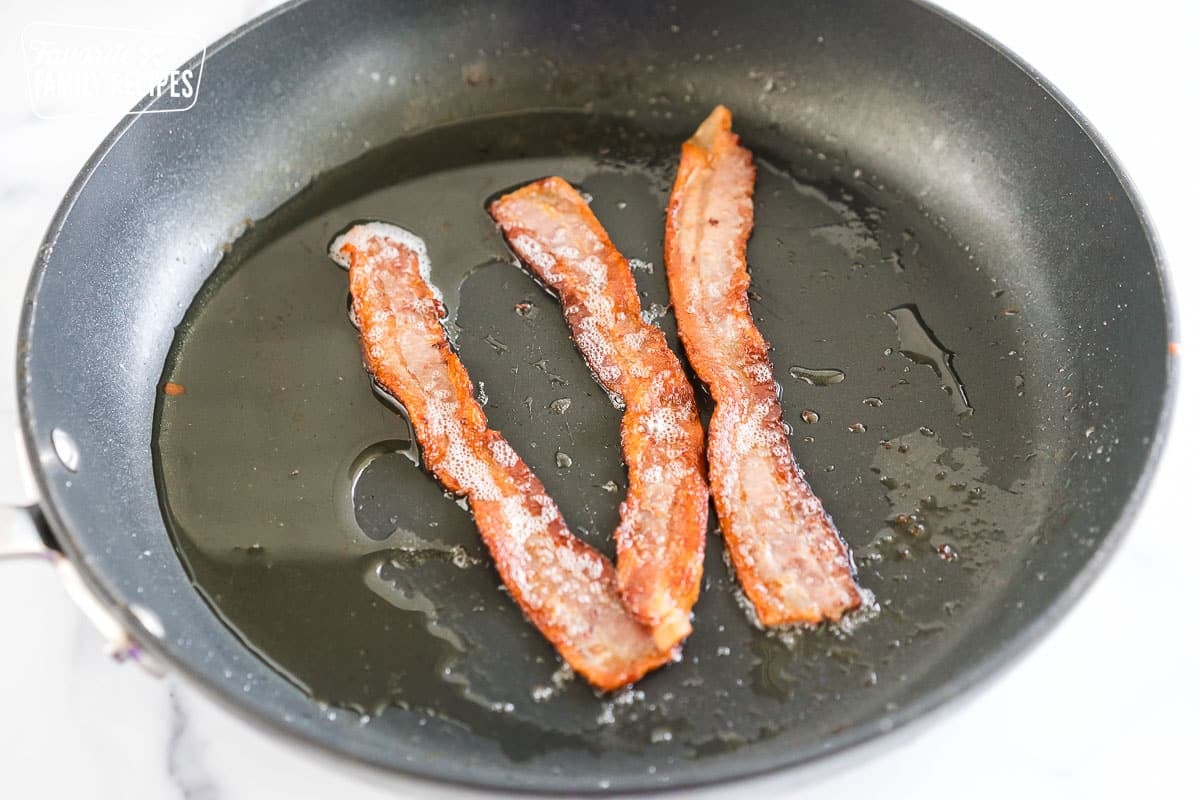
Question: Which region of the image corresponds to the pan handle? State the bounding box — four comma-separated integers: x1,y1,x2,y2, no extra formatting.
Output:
0,503,54,560
1,504,164,675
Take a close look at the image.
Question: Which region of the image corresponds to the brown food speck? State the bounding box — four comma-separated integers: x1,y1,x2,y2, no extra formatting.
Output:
461,61,490,86
163,381,186,396
801,409,819,424
889,513,928,538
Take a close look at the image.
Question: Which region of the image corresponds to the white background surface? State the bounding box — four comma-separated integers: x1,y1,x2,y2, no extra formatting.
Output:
1,1,1195,797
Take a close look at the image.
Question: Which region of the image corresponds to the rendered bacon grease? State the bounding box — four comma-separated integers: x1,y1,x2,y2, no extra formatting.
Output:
330,223,675,690
490,177,708,650
664,106,864,626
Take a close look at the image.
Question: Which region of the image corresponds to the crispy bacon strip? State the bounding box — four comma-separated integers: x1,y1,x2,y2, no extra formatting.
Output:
489,177,708,650
664,106,862,626
330,223,674,690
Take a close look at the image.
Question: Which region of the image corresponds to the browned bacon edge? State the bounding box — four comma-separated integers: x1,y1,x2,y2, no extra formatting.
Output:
664,106,863,626
330,222,675,690
490,177,708,650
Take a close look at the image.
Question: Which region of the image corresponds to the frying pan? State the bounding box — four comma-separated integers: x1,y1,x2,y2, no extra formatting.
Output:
5,0,1175,793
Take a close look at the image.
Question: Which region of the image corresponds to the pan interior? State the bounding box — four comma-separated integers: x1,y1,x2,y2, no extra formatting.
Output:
154,111,1061,779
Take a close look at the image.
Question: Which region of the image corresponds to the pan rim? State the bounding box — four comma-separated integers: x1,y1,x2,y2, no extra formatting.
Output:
14,0,1179,793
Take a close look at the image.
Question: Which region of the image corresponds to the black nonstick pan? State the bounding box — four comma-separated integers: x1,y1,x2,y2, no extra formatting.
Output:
9,0,1175,793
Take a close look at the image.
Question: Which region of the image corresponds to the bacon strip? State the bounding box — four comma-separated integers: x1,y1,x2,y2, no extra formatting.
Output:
664,106,862,626
330,223,675,690
489,178,708,650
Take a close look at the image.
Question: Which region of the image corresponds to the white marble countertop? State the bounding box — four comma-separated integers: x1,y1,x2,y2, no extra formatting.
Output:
1,1,1195,797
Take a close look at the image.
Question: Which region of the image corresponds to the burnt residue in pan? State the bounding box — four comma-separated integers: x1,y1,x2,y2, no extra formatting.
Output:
153,112,1056,764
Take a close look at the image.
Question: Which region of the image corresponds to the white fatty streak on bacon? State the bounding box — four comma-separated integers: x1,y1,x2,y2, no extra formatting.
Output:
664,107,862,626
330,222,674,690
490,178,709,651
